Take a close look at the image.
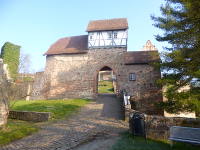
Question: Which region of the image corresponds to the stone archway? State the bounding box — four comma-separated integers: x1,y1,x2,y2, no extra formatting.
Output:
95,66,117,95
94,66,124,120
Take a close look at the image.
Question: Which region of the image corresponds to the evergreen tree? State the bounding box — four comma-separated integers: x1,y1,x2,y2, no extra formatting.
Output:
152,0,200,114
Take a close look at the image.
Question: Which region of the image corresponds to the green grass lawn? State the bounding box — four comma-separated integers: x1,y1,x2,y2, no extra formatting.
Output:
0,119,38,146
10,99,90,119
111,132,199,150
0,99,90,146
98,80,114,94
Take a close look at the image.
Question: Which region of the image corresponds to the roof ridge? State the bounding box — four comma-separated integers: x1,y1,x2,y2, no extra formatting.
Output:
58,34,88,39
87,18,128,32
88,18,127,22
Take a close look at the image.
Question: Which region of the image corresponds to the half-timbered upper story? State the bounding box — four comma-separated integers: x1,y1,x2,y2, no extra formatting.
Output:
86,18,128,49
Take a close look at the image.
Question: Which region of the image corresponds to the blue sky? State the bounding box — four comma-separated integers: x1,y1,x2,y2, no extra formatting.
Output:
0,0,166,72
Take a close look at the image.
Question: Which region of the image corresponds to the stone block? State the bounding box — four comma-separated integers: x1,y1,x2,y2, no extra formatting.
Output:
9,110,51,122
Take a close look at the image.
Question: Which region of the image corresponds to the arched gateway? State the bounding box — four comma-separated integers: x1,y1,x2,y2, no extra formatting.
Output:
96,66,117,94
32,18,163,115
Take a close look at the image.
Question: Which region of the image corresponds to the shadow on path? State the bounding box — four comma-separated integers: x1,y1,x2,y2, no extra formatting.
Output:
96,93,125,120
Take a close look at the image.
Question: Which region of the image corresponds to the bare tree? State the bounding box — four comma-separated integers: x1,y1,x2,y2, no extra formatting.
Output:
19,52,32,74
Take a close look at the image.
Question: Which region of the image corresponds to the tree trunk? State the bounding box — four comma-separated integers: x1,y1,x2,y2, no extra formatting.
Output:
0,59,10,128
0,99,9,129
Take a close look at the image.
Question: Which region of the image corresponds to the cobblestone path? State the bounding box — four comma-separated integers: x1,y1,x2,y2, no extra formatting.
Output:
0,94,128,150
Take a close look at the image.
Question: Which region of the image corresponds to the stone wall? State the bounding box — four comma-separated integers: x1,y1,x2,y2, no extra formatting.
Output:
13,81,34,100
126,108,200,140
0,59,9,128
34,48,162,115
144,115,200,140
43,48,126,99
31,72,45,100
9,110,51,122
43,49,161,96
120,64,163,115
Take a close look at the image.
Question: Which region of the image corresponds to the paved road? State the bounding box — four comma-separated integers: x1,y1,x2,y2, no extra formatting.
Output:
0,94,127,150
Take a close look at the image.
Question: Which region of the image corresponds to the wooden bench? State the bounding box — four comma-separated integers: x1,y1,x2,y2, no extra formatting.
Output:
169,126,200,146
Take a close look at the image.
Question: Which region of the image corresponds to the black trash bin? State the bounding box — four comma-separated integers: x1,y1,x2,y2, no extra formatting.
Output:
129,112,146,139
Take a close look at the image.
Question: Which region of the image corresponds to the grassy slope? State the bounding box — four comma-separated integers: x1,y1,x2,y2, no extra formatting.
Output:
11,99,90,119
111,132,199,150
98,81,114,94
0,120,38,146
0,99,90,146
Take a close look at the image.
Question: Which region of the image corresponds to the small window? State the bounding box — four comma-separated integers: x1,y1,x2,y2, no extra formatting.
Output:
129,73,136,81
108,32,112,39
89,33,94,40
114,32,118,38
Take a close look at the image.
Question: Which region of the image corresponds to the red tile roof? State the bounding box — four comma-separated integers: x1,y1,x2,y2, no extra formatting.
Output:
44,35,88,55
124,51,160,65
87,18,128,32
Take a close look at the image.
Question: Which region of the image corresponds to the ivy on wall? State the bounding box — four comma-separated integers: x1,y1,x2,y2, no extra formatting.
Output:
0,42,20,79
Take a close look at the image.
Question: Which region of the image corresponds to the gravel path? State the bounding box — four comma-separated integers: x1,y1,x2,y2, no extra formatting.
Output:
0,94,128,150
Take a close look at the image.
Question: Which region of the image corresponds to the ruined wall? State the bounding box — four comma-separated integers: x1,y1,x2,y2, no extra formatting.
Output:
31,72,46,100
